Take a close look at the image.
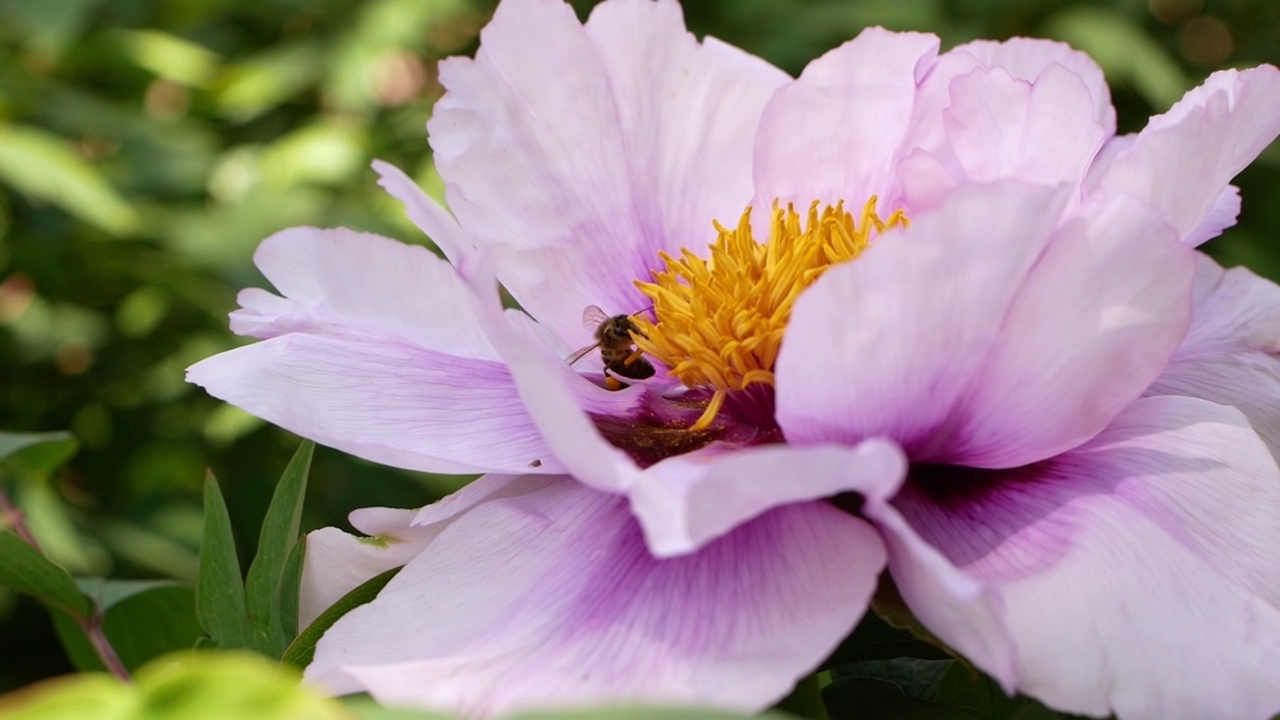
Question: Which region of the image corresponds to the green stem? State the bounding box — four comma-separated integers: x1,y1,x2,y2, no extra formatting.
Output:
0,487,40,549
0,487,131,682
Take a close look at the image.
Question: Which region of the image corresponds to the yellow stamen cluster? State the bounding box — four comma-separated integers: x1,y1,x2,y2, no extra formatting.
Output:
633,197,907,430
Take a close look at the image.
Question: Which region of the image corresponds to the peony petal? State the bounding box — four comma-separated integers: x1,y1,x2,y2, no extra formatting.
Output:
630,438,907,557
430,0,787,347
940,64,1106,188
884,396,1280,719
946,37,1116,134
372,160,473,262
775,181,1068,456
860,499,1015,691
306,476,885,717
1183,184,1241,247
228,226,498,361
899,37,1115,205
300,474,548,627
1149,254,1280,462
754,27,940,208
1090,65,1280,244
300,511,431,630
456,253,645,495
941,194,1196,467
187,333,561,475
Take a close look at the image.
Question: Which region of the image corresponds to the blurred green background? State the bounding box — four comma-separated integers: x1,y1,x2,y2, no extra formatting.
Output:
0,0,1276,692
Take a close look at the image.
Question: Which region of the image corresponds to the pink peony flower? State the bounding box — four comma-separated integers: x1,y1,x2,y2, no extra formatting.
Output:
187,0,1280,717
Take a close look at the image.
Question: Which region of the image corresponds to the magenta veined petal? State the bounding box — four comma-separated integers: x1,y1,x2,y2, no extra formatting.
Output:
775,181,1068,457
940,194,1195,467
878,396,1280,720
777,183,1195,469
305,475,886,717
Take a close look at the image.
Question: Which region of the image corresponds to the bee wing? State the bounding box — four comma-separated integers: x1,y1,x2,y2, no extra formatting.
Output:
581,304,610,329
565,342,601,367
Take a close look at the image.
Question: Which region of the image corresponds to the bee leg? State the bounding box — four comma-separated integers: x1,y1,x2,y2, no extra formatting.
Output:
605,375,625,391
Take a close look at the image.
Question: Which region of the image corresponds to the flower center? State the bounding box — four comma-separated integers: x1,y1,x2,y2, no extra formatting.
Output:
632,197,907,430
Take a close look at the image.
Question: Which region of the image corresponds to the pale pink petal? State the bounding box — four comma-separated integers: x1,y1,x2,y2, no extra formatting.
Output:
430,0,787,346
1150,254,1280,461
306,476,885,717
940,64,1106,188
775,181,1069,456
229,226,498,361
1183,184,1241,247
883,396,1280,720
631,439,907,557
1090,65,1280,244
300,474,548,627
900,64,1106,210
186,333,561,475
942,194,1195,467
300,510,431,629
901,36,1114,192
754,27,940,208
948,37,1116,133
372,160,473,262
582,0,790,252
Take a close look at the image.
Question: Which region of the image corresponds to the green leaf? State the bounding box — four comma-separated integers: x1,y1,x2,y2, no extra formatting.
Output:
0,652,349,720
932,662,995,719
0,431,79,483
52,584,203,672
829,658,956,697
111,29,222,87
282,566,400,669
244,440,313,656
276,537,306,645
76,577,180,611
0,123,138,235
821,611,951,670
0,674,131,720
196,472,250,649
930,664,1087,720
510,708,799,720
15,482,101,575
211,41,323,122
0,531,90,618
342,694,458,720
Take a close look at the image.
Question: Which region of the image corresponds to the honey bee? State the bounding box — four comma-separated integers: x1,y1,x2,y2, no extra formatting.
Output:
566,305,656,382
